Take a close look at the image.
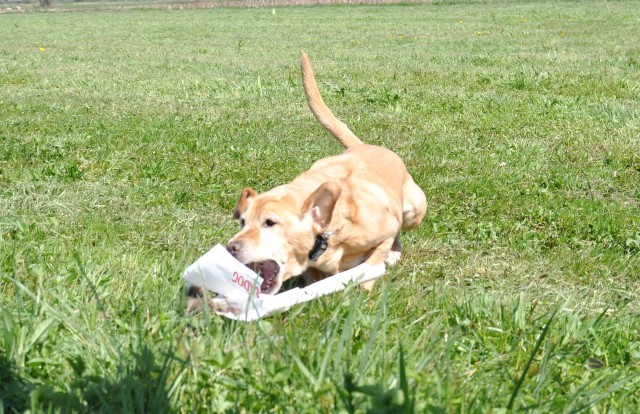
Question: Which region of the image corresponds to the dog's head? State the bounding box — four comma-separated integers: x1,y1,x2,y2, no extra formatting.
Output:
226,182,341,294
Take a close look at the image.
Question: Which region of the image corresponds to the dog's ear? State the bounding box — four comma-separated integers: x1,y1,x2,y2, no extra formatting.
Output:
234,187,257,219
302,181,342,233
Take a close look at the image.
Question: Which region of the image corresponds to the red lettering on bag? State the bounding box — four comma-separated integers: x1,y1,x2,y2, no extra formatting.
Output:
231,271,259,296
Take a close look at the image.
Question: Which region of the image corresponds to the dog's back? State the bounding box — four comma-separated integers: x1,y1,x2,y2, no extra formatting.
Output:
300,51,426,232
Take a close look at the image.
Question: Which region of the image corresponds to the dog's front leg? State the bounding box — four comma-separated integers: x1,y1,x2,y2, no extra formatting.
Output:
385,234,403,266
303,267,327,285
360,237,396,291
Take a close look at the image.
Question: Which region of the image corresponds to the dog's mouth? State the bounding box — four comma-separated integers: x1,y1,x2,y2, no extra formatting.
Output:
245,260,280,293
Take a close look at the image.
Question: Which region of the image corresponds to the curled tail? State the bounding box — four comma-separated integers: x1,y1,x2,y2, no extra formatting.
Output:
301,51,363,149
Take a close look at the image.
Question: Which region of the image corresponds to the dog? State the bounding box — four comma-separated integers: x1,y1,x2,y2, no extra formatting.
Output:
225,52,427,295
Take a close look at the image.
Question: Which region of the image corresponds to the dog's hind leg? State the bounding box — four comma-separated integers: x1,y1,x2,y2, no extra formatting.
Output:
401,178,427,231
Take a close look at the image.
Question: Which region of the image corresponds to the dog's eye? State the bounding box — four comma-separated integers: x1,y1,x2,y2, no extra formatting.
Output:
264,219,277,227
240,218,245,228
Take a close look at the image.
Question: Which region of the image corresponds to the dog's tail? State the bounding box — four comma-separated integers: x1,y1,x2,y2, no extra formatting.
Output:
301,51,363,149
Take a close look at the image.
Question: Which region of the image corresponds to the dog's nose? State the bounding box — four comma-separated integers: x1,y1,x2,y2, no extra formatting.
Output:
226,241,243,257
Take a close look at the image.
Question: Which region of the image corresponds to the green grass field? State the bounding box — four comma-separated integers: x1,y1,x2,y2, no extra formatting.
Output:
1,1,640,412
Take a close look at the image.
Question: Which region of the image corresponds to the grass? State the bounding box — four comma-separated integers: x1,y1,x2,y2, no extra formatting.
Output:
1,0,640,412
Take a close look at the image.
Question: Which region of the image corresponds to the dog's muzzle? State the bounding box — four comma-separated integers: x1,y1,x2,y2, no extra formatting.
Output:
227,242,280,293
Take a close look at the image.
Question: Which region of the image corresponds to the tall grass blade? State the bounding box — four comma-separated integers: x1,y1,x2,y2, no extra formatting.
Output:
507,309,557,410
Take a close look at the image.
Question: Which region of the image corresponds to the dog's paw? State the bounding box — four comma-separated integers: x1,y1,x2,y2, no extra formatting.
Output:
360,280,376,291
385,250,402,266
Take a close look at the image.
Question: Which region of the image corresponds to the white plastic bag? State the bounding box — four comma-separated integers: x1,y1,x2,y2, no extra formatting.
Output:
183,244,263,299
183,244,386,321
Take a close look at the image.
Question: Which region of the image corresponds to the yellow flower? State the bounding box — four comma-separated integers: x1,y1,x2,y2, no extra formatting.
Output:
39,47,45,52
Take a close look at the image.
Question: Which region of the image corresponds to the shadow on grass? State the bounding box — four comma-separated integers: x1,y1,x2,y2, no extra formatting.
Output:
0,352,32,413
1,346,179,414
335,345,447,414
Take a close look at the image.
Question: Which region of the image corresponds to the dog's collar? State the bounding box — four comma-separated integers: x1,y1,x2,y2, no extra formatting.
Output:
308,232,334,261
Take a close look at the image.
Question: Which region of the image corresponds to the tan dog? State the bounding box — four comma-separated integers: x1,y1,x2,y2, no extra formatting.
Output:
226,52,427,294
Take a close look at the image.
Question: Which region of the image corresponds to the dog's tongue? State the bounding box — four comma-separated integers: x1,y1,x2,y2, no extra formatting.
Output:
246,260,279,292
262,260,278,278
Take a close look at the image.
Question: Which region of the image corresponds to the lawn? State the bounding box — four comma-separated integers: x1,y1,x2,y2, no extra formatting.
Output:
1,1,639,412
